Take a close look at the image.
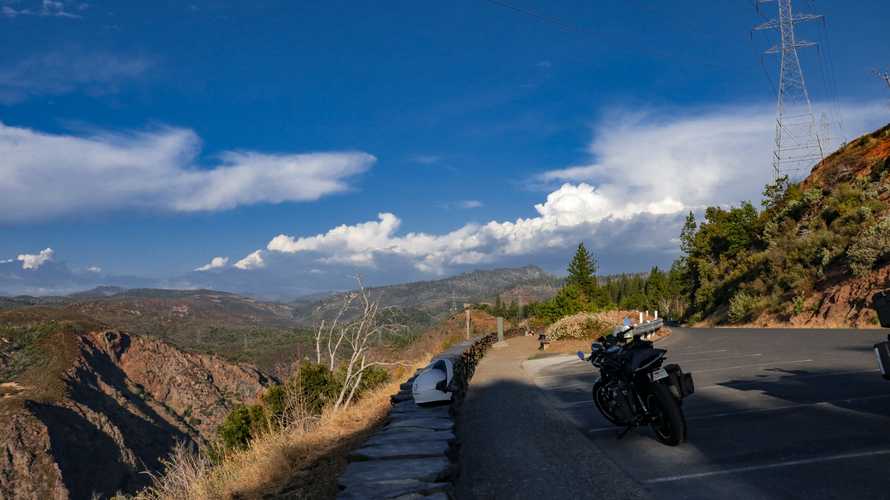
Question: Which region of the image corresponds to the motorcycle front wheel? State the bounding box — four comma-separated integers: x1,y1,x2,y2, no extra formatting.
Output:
592,381,624,426
646,383,687,446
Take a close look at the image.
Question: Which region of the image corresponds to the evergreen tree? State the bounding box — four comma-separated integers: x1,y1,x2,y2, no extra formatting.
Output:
566,242,597,293
680,211,697,255
507,299,520,320
645,266,668,309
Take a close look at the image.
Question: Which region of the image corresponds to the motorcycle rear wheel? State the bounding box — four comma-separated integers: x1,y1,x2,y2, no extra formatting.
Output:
646,383,687,446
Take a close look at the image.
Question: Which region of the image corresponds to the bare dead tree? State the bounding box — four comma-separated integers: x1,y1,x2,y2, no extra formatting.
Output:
313,291,355,369
311,276,410,411
332,278,410,410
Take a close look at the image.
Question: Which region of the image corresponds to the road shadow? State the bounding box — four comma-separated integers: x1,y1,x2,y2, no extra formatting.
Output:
523,353,890,499
455,376,650,500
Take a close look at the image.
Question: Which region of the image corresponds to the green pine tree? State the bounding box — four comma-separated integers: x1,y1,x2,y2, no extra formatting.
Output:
680,211,697,255
566,242,597,294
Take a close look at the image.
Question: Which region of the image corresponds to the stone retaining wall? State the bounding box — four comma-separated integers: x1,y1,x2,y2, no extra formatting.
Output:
337,333,497,499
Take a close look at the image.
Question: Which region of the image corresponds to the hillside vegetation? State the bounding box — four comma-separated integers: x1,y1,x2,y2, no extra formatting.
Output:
292,265,561,328
676,123,890,326
0,308,273,499
1,267,560,371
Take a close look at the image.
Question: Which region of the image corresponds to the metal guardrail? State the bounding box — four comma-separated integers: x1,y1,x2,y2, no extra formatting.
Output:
633,318,664,336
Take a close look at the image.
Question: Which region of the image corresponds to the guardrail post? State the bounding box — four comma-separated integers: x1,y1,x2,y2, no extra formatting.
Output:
493,316,508,348
465,306,471,340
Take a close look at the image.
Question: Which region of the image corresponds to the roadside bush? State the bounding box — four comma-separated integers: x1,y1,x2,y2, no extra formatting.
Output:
728,291,761,323
217,362,390,453
261,384,287,423
848,216,890,276
356,365,389,394
545,312,609,341
297,363,341,416
218,405,258,451
333,364,390,400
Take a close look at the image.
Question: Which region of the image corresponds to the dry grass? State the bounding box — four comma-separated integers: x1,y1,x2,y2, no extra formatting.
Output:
136,370,431,500
134,315,480,500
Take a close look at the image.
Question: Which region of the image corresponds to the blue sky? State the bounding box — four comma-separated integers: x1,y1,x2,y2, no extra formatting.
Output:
1,0,889,296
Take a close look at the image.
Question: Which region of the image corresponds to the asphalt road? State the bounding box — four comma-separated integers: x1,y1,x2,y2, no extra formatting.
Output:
524,328,890,500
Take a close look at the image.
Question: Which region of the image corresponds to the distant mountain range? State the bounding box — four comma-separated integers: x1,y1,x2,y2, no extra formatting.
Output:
0,265,562,364
290,265,561,326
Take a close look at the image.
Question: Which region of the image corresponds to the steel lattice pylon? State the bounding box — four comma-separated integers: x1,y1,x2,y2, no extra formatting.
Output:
755,0,826,180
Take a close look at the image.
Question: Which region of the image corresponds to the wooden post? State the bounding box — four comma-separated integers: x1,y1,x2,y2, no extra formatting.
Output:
465,306,471,340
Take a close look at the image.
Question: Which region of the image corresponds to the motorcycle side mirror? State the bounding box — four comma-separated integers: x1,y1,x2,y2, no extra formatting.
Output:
576,351,586,361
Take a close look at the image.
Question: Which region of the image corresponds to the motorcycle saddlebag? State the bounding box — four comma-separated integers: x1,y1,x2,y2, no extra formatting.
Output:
876,339,890,381
875,291,890,328
664,364,695,399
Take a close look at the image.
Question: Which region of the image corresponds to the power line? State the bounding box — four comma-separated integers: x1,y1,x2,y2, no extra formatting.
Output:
481,0,585,34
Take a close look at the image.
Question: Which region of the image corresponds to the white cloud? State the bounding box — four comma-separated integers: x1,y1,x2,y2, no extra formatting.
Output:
17,248,54,270
410,154,441,165
263,102,888,275
265,182,656,274
0,49,150,104
458,200,484,209
234,250,265,270
534,103,887,214
87,266,102,273
1,1,83,19
194,256,228,272
0,122,375,221
0,258,13,264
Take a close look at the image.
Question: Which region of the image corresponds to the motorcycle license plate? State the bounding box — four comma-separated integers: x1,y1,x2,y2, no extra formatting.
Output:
650,368,668,382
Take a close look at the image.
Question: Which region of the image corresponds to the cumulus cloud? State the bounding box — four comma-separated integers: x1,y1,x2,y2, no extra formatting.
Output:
1,0,83,18
266,182,682,274
0,49,149,104
262,102,888,275
533,103,887,214
87,266,102,273
194,256,229,272
0,122,375,221
234,250,265,270
17,248,54,270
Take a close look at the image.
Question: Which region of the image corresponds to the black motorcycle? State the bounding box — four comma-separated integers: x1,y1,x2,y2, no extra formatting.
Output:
874,291,890,380
577,324,694,446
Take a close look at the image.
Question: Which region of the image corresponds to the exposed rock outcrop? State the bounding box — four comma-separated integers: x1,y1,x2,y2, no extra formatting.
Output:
1,329,274,500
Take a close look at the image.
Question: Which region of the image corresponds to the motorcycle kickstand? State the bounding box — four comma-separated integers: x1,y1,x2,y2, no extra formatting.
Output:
617,425,635,440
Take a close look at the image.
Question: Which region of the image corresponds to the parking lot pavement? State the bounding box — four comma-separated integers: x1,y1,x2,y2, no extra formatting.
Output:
524,328,890,500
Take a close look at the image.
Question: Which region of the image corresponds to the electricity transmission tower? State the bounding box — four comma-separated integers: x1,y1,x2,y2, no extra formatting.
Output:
755,0,826,180
449,288,468,314
877,69,890,92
